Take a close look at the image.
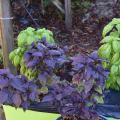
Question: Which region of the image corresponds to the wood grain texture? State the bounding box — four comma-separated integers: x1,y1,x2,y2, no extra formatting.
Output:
52,0,65,14
65,0,72,30
0,0,16,74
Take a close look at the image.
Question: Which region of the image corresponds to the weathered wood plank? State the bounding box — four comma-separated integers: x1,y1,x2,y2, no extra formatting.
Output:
0,0,16,74
52,0,65,14
52,0,72,29
41,0,45,14
65,0,72,30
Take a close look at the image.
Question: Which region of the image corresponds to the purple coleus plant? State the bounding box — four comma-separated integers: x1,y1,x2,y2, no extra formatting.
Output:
42,51,109,120
0,39,109,120
71,51,109,104
22,39,69,94
0,69,39,109
42,81,99,120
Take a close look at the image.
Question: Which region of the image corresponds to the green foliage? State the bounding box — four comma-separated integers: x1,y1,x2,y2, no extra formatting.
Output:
9,27,55,79
98,18,120,91
17,27,54,47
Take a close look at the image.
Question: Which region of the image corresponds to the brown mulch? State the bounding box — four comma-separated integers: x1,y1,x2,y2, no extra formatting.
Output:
10,0,104,54
10,0,120,56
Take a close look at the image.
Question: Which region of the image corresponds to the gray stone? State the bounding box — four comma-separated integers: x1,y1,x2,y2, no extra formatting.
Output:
93,0,117,18
83,0,118,22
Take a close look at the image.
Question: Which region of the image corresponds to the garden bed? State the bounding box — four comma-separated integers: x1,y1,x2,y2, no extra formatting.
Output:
1,1,120,120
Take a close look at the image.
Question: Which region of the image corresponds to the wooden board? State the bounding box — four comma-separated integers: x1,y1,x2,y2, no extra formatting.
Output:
65,0,72,29
51,0,72,30
0,0,16,74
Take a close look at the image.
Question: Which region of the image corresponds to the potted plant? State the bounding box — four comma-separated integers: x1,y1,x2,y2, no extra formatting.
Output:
1,26,119,120
1,41,109,120
0,69,60,120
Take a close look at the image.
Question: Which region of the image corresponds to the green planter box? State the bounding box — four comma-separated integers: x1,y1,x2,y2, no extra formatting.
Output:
3,105,120,120
3,105,60,120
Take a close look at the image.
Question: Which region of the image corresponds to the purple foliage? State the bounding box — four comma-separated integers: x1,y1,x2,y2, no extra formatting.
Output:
71,51,109,103
23,40,68,89
42,81,99,120
0,69,38,109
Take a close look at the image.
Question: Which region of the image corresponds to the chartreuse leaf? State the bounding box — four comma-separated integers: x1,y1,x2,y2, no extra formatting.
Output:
17,32,27,47
13,55,21,67
95,86,102,94
95,96,104,104
116,24,120,34
98,43,111,59
116,77,120,86
25,27,35,35
9,51,16,61
26,36,36,45
112,40,120,53
111,18,120,25
39,86,48,94
36,28,54,43
110,31,119,37
106,74,116,89
100,36,113,43
102,61,109,68
86,102,93,107
110,65,118,75
111,53,120,64
102,23,113,37
114,59,120,65
106,79,111,89
118,65,120,74
92,94,104,104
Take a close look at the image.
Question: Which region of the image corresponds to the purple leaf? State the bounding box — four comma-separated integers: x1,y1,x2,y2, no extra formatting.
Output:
21,94,27,101
22,101,30,109
24,52,31,62
28,82,37,91
63,86,75,96
37,43,47,50
47,44,57,49
29,91,36,101
72,54,86,64
0,91,8,104
55,94,63,101
42,94,54,102
38,73,47,81
44,59,55,68
12,93,22,107
85,67,92,80
27,60,36,68
0,78,9,89
49,50,61,56
0,69,9,75
32,52,43,57
90,51,98,59
84,79,94,95
7,73,15,79
10,78,26,92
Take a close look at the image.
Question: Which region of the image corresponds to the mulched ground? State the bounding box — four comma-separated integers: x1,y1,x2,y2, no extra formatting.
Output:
10,0,112,55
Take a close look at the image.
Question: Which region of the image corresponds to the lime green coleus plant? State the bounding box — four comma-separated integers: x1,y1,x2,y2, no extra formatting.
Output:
9,27,55,80
98,18,120,91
